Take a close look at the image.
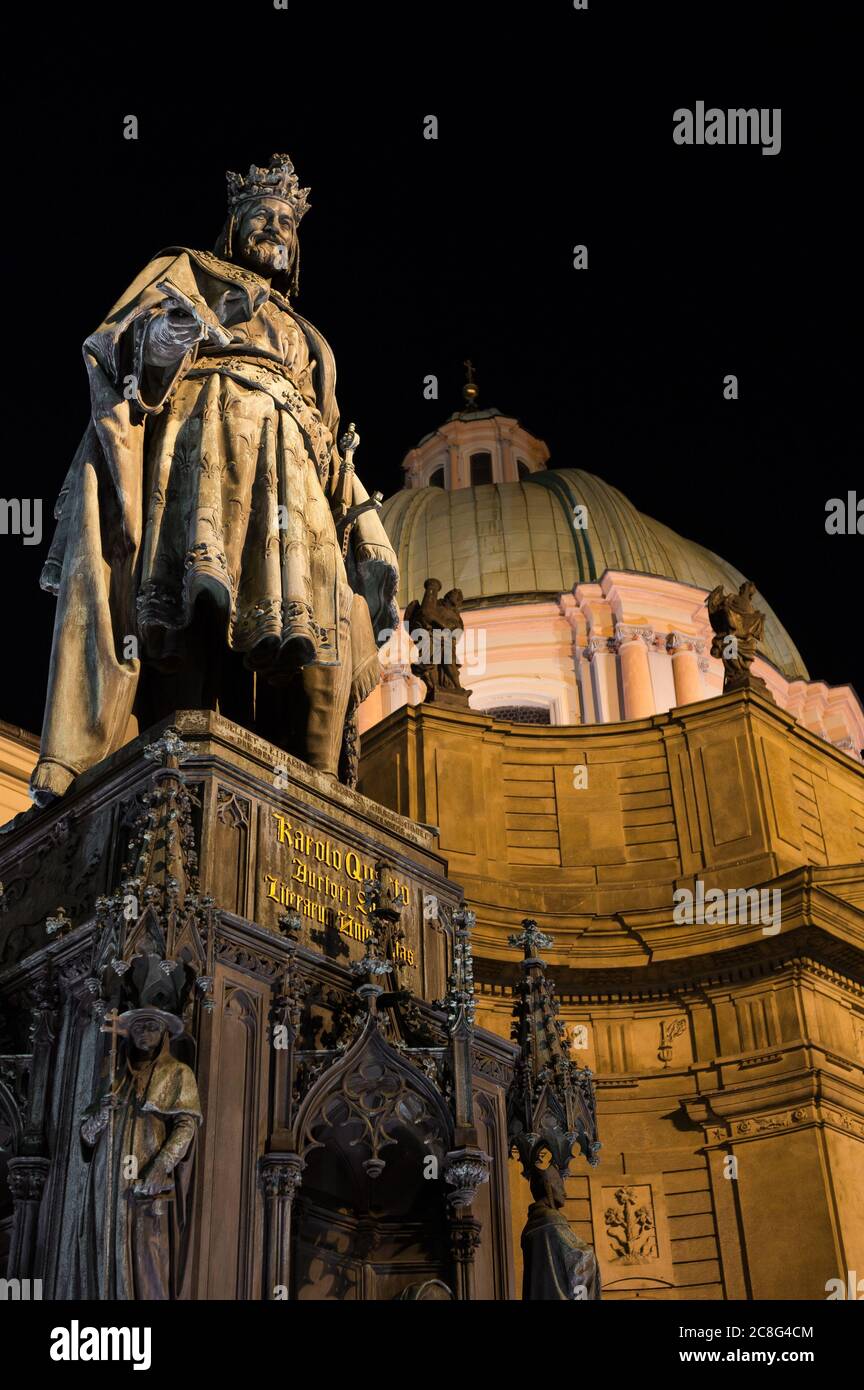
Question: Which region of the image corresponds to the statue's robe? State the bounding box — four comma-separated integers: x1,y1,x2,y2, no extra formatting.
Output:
521,1200,602,1300
77,1036,202,1300
32,248,398,799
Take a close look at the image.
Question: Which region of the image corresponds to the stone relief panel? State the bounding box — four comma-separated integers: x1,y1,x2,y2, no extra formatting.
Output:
589,1172,675,1290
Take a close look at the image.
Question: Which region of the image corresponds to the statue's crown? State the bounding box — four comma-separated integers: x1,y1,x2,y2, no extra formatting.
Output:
225,152,311,222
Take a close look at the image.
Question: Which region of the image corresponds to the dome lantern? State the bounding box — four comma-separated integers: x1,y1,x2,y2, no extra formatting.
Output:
402,367,550,492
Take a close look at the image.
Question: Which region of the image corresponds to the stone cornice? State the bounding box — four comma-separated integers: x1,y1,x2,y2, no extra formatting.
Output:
473,918,864,997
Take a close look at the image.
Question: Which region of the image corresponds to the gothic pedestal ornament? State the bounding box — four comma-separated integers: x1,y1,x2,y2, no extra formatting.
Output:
506,920,601,1301
1,712,514,1299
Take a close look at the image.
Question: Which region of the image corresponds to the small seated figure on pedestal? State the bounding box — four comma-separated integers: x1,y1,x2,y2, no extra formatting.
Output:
521,1146,601,1300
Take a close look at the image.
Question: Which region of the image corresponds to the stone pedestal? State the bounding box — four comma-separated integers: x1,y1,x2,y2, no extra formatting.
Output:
0,710,458,997
0,712,517,1301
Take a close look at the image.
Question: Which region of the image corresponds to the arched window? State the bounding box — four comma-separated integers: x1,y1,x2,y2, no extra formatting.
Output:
470,452,493,486
428,467,445,488
517,460,531,480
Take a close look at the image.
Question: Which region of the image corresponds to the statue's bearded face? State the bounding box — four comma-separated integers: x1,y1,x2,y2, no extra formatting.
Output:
235,197,297,276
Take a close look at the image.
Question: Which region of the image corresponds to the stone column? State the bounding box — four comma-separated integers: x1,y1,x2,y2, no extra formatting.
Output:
615,625,655,720
558,593,586,724
6,1156,51,1280
448,1211,482,1299
801,686,829,739
666,632,705,707
259,1153,304,1300
585,636,620,722
448,442,460,490
444,1148,490,1300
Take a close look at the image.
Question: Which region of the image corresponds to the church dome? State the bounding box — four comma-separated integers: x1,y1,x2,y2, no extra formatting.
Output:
379,467,809,682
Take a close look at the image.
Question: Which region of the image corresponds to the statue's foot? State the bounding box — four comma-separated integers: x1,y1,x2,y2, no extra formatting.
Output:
29,786,61,810
279,632,317,670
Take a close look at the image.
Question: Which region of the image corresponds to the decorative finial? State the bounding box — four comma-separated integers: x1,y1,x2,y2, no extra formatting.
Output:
143,727,192,768
508,918,554,959
46,905,72,938
434,902,477,1030
462,358,479,409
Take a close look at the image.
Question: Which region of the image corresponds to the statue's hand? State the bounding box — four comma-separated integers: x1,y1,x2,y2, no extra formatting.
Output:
80,1090,125,1144
133,1157,171,1198
80,1110,107,1145
160,307,204,349
145,306,205,366
338,422,360,458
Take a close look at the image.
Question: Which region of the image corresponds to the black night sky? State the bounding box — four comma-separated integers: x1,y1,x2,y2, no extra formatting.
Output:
4,2,860,736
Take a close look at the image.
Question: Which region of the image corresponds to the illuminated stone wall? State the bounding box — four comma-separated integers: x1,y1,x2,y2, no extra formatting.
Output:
359,689,864,1300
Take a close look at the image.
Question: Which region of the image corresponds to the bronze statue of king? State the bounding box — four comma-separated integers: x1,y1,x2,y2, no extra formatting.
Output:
31,153,398,805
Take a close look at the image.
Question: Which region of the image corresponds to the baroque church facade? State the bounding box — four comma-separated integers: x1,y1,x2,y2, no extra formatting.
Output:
357,387,864,1300
1,387,862,1301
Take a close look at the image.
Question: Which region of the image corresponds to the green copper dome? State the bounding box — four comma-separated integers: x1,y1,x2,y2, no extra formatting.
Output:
379,468,809,682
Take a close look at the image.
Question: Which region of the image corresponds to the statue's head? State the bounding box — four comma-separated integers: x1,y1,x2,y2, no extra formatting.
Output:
118,1005,184,1058
529,1144,567,1208
233,197,297,278
216,153,311,297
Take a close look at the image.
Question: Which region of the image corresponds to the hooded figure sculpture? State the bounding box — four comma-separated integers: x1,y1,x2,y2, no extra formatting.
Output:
521,1148,601,1300
31,153,398,805
78,1008,202,1301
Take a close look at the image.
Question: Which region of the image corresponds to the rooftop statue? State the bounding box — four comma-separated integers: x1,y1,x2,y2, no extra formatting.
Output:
707,580,775,703
403,577,473,708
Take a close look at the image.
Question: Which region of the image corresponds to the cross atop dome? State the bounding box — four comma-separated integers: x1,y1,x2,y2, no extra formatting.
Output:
462,358,480,411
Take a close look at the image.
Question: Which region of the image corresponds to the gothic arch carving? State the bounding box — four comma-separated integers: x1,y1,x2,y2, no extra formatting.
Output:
295,1016,453,1188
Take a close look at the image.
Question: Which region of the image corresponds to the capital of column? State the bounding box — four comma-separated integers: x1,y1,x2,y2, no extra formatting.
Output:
448,1215,482,1263
7,1156,51,1202
583,635,615,661
382,662,413,684
613,623,655,651
444,1147,491,1210
666,631,705,655
258,1153,305,1200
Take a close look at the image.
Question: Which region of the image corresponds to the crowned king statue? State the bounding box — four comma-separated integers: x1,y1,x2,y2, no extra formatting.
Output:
31,153,399,805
